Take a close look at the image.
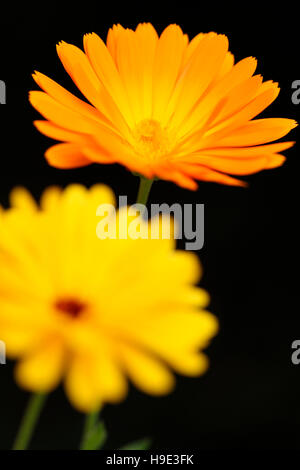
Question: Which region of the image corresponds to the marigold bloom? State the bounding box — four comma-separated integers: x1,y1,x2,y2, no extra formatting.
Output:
30,24,296,189
0,185,217,411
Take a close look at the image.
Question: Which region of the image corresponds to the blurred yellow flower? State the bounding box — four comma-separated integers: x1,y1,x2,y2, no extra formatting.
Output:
30,23,296,189
0,185,217,412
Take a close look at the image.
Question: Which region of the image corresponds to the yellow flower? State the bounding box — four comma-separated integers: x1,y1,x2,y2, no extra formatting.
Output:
0,185,217,412
30,23,296,190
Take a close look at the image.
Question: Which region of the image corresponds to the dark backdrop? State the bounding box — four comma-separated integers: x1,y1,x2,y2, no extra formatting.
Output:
0,1,299,450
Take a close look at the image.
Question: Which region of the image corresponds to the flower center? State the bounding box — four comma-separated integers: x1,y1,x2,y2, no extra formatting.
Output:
55,298,85,319
133,119,171,160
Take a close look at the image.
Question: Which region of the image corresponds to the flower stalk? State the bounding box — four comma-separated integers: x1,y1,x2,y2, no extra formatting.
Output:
80,410,107,450
13,393,47,450
80,410,100,450
136,176,154,206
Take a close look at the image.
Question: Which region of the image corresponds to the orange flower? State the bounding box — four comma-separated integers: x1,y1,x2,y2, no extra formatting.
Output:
30,23,296,190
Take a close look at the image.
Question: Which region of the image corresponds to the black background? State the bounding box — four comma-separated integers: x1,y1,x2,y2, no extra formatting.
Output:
0,1,299,450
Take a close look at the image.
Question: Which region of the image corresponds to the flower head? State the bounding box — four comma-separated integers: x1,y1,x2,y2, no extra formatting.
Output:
0,185,217,411
30,23,296,189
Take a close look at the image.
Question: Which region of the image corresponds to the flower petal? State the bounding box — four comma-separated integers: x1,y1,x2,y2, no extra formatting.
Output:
152,25,187,121
214,118,297,147
117,343,175,395
83,32,135,127
166,33,229,128
15,339,65,392
30,91,97,134
32,71,107,124
45,143,92,168
56,41,130,137
65,356,102,412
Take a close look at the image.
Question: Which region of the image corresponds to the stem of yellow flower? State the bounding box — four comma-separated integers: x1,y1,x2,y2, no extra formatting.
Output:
136,176,154,206
12,393,47,450
80,410,103,450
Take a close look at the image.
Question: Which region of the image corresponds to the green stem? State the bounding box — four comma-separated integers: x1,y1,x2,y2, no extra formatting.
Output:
13,393,47,450
136,176,154,206
80,410,100,450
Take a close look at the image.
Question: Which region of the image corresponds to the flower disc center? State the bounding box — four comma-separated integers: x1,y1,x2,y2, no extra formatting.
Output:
133,119,171,160
55,298,86,319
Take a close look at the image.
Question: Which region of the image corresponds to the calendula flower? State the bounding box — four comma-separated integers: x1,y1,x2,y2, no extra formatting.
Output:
30,23,296,190
0,185,217,412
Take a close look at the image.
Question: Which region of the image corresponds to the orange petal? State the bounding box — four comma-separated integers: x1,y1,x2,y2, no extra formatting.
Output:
178,144,293,175
35,120,114,163
193,141,295,158
34,120,92,144
203,83,280,144
152,25,186,121
175,162,246,186
135,23,159,118
30,91,98,134
155,164,199,190
215,52,234,80
265,154,286,168
114,28,145,123
211,75,264,125
182,32,205,68
45,143,92,168
106,23,126,62
214,118,298,147
166,33,229,128
57,41,130,137
32,71,107,124
186,155,278,175
177,56,258,138
83,32,134,127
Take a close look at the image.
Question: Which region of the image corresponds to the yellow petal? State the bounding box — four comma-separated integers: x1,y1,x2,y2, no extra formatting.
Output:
91,352,128,403
10,187,37,211
118,343,175,395
65,356,102,412
15,339,65,392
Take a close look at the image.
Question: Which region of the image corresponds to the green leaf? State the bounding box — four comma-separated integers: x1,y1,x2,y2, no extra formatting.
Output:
120,437,152,450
